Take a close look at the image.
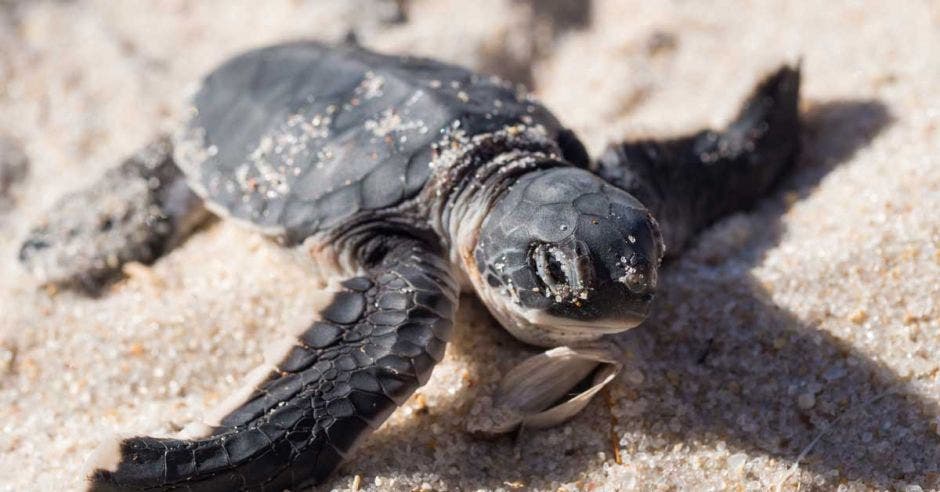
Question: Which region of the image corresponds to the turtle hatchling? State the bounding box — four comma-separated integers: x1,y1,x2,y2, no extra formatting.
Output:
19,41,801,491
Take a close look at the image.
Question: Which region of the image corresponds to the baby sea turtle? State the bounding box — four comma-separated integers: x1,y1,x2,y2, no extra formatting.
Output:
19,41,800,491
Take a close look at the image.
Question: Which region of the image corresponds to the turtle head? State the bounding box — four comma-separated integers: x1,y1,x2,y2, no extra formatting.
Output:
468,167,664,347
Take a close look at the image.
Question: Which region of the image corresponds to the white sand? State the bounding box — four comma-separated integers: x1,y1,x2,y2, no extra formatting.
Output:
1,1,938,490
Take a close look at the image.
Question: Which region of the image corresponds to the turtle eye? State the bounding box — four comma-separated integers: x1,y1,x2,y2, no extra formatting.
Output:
531,243,569,290
529,242,594,304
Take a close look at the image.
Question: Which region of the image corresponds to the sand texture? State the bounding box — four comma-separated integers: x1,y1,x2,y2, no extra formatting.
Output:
1,1,939,490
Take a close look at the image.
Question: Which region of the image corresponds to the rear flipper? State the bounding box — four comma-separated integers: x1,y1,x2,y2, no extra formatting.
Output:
86,236,458,491
18,137,208,293
594,65,801,256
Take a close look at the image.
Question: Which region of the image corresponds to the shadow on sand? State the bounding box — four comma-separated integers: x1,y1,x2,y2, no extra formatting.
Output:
332,99,939,490
607,99,940,489
479,0,594,87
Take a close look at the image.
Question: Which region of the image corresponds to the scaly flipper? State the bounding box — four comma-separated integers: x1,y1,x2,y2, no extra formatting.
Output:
86,236,458,491
18,137,209,293
594,65,801,255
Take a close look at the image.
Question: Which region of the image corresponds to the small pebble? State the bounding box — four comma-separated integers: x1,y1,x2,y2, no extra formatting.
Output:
797,392,816,410
849,309,868,324
727,453,748,474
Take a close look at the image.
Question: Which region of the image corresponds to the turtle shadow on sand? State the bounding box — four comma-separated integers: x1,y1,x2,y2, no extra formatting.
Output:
610,99,940,490
331,99,940,490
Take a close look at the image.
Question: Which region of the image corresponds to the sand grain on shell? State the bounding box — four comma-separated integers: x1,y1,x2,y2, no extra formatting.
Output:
1,1,939,491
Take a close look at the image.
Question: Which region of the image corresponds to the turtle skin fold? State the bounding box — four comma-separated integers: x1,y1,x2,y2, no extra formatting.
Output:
87,238,458,491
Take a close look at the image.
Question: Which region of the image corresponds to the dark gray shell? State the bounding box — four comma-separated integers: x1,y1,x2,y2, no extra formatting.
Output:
175,41,574,243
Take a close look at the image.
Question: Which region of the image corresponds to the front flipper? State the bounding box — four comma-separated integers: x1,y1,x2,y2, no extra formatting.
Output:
595,65,801,255
86,237,458,491
467,341,624,437
18,137,208,293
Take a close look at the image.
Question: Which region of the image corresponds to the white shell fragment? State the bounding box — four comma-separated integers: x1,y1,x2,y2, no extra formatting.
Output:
467,341,624,436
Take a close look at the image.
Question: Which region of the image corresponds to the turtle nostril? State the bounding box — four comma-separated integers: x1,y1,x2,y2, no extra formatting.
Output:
620,267,648,293
618,256,656,294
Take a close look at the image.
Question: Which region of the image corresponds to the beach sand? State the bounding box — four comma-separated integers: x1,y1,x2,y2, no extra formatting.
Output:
0,1,938,490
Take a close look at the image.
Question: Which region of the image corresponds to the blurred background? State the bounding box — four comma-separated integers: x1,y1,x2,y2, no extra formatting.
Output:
0,1,938,490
